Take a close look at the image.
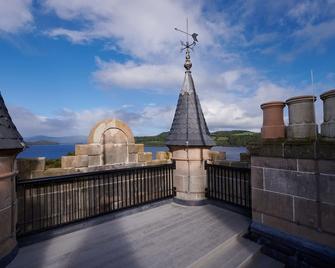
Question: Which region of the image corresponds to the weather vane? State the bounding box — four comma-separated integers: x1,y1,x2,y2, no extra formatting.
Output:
174,18,198,52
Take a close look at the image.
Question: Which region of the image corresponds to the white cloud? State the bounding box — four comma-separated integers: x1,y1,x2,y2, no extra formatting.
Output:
43,0,212,59
8,104,174,137
93,58,183,91
0,0,33,33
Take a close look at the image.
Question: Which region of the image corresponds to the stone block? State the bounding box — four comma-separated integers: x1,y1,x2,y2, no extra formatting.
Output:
61,156,76,169
294,197,318,228
0,156,13,173
321,203,335,234
138,152,152,162
75,144,89,155
252,188,293,220
251,167,263,189
248,142,284,158
135,144,144,153
16,158,46,172
318,160,335,175
251,156,297,170
0,178,11,208
262,214,335,249
172,148,209,161
173,174,188,193
127,144,137,154
320,174,335,205
175,160,205,177
104,144,128,164
318,140,335,160
284,141,316,159
73,155,89,168
88,155,102,167
129,153,138,163
87,144,103,155
156,151,172,160
264,169,317,200
189,175,206,193
297,159,317,173
0,207,12,242
209,151,220,161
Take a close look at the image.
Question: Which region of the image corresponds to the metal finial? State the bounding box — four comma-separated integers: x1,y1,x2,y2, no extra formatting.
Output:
175,18,198,71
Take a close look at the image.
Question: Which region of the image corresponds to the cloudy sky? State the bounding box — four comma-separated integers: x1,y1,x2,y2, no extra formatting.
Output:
1,0,335,137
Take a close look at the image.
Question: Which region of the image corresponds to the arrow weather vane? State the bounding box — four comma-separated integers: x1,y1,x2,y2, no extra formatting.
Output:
174,18,198,52
175,18,198,70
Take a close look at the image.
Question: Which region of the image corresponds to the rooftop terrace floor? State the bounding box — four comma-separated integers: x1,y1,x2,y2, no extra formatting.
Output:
9,202,261,268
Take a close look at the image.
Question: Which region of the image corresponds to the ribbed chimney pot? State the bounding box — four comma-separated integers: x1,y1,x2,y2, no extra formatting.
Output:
286,95,318,139
260,101,286,139
320,89,335,138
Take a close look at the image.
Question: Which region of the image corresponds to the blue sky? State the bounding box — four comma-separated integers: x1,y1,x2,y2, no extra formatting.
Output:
0,0,335,137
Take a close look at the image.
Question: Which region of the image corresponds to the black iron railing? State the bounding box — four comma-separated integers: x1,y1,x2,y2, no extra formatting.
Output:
205,162,251,214
16,162,175,237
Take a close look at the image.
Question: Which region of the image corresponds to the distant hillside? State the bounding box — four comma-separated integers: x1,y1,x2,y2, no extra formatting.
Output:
135,132,169,146
211,130,261,146
25,130,260,147
25,135,87,144
136,130,260,147
26,140,59,145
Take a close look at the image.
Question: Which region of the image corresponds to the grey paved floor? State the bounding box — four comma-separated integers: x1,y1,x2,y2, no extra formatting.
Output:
9,203,250,268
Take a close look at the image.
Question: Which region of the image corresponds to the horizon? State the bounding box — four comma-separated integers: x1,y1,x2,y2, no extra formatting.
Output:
1,1,335,137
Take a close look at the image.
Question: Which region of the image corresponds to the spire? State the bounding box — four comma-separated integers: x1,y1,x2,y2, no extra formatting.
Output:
166,44,215,147
0,93,25,150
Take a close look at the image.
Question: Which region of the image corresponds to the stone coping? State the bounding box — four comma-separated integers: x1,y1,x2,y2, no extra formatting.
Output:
248,139,335,160
285,95,316,105
320,89,335,100
260,101,285,109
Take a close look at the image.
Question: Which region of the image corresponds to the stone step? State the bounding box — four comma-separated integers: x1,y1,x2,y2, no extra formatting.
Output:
187,233,262,268
238,251,285,268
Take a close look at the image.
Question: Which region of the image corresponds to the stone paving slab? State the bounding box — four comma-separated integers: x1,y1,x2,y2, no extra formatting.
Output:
9,203,250,268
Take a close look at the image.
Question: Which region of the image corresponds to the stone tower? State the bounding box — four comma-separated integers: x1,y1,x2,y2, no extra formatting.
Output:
0,94,25,266
166,48,215,204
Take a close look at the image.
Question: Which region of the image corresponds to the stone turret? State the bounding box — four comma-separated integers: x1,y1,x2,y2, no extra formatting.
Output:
166,48,215,204
0,93,25,266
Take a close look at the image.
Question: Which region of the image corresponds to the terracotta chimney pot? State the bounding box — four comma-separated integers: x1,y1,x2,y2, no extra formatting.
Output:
260,101,286,139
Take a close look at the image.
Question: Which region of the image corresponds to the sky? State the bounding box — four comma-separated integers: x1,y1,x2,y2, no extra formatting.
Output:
0,0,335,138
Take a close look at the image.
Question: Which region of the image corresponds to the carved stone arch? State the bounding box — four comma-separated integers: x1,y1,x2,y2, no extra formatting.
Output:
88,119,135,165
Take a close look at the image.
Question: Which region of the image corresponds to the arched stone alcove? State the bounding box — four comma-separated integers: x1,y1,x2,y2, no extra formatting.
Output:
88,119,135,165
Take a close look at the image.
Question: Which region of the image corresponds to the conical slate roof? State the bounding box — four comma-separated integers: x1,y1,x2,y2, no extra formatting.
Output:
166,50,215,147
0,93,25,150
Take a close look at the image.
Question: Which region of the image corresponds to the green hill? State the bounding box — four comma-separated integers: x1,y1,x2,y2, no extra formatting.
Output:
135,130,260,147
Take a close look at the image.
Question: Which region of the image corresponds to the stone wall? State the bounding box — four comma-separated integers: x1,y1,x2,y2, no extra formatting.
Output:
0,155,16,265
249,142,335,249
